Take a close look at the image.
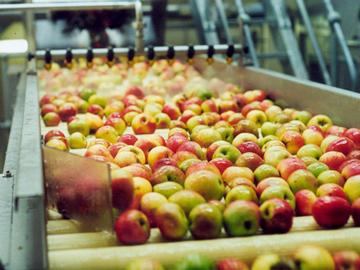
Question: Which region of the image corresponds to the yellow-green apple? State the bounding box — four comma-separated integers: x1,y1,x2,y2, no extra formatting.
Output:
206,140,230,160
216,258,249,270
177,141,205,160
115,209,150,245
265,105,282,120
225,185,258,205
43,112,61,127
150,165,185,185
320,135,339,152
95,125,118,144
147,146,173,169
263,147,291,167
122,104,142,116
344,175,360,203
312,196,351,228
222,166,254,184
104,117,126,135
352,198,360,226
244,89,266,103
294,245,335,270
227,113,245,125
277,157,307,180
280,131,305,154
235,152,264,171
254,164,279,183
79,88,95,101
118,134,137,145
307,162,329,177
179,159,202,172
168,190,205,216
189,203,222,239
345,128,360,148
192,128,222,148
153,181,183,198
114,151,139,167
132,113,156,134
246,110,267,127
326,137,355,155
223,200,260,237
233,119,258,136
251,254,294,270
292,110,312,124
68,118,90,136
162,104,181,120
307,114,333,132
215,126,234,143
172,254,214,270
185,161,221,177
333,250,360,270
84,144,113,161
172,151,199,167
166,134,189,152
319,151,347,171
58,102,77,122
209,158,233,174
241,102,261,116
103,101,124,117
184,170,224,201
260,198,294,233
88,94,107,108
186,115,206,132
130,177,153,209
301,156,318,166
84,113,104,132
287,169,317,193
297,144,322,159
227,177,257,191
202,112,220,126
117,145,146,164
140,192,167,227
316,183,346,199
213,144,241,164
155,202,188,240
273,113,291,124
125,259,164,270
155,113,171,129
111,169,134,211
261,122,280,136
261,140,285,152
317,170,344,186
46,138,68,151
122,164,152,180
260,185,295,209
68,132,87,149
302,128,324,146
295,189,317,216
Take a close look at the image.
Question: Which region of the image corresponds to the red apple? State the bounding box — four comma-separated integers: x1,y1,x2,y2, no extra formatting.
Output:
348,150,360,160
316,183,346,199
43,112,61,127
177,141,205,160
312,196,351,228
236,141,263,157
341,160,360,179
153,158,177,172
44,130,66,143
115,209,150,245
326,137,355,155
40,94,55,106
319,151,347,171
295,190,317,216
260,198,294,233
125,85,145,99
277,157,306,180
209,158,233,174
58,103,77,122
345,128,360,148
108,142,127,158
216,258,249,270
333,250,360,270
235,152,264,171
166,134,189,153
122,164,152,180
162,104,181,120
352,198,360,226
41,103,57,117
118,134,138,145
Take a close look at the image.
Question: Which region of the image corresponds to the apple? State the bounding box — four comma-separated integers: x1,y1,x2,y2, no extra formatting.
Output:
260,198,294,233
260,185,295,209
114,151,139,167
295,189,317,216
333,250,360,270
192,128,222,148
162,104,181,120
177,141,205,160
44,130,65,143
319,151,347,171
233,119,258,136
307,114,333,132
320,135,339,152
135,138,159,158
87,104,104,117
122,164,152,180
206,140,230,160
68,132,87,149
209,158,233,174
125,85,144,99
344,175,360,203
84,113,104,132
184,170,224,201
58,103,77,122
241,102,262,116
111,169,134,211
341,161,360,179
326,125,347,136
68,118,90,136
168,190,205,216
213,144,241,164
302,128,324,146
317,170,345,186
155,113,171,129
84,144,113,161
95,125,118,144
225,185,258,205
223,200,260,237
297,144,322,159
348,150,360,160
140,192,167,227
280,131,305,154
301,156,318,166
105,117,126,135
152,158,177,172
189,203,222,239
262,140,286,152
236,141,263,157
169,120,187,129
173,254,214,270
179,110,196,123
103,102,124,117
326,137,355,155
130,177,153,209
254,164,279,183
261,122,280,136
251,254,294,270
256,177,289,196
201,99,218,113
115,209,150,245
294,245,335,270
316,183,346,199
232,133,258,148
153,181,183,198
307,162,329,177
287,169,318,193
185,161,220,177
345,128,360,147
352,198,360,226
246,110,267,127
150,165,185,185
215,126,234,143
125,259,164,270
179,159,202,172
312,196,351,228
277,157,306,180
144,95,164,105
40,94,55,106
41,103,57,117
244,89,266,103
222,166,254,184
263,147,291,167
147,146,174,169
216,258,249,270
227,177,257,191
186,115,206,132
292,110,312,124
131,113,156,134
228,113,245,125
43,112,61,127
166,134,189,153
155,202,188,240
45,138,68,151
88,94,107,108
168,128,189,139
219,100,238,113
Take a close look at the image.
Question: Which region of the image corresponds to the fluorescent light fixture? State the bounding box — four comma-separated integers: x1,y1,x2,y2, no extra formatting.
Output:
0,39,28,54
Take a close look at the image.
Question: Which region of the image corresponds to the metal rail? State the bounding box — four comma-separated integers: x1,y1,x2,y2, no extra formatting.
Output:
0,1,144,53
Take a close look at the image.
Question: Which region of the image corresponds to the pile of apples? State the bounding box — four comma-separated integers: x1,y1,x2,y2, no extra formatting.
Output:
124,245,360,270
40,59,360,245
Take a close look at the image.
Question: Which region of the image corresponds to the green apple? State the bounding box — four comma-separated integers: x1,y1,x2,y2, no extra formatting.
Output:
79,88,96,101
287,169,317,193
307,162,329,177
261,122,280,136
173,254,214,270
292,110,312,124
317,170,345,186
169,190,206,216
153,182,183,198
189,203,222,239
213,144,241,164
225,185,258,205
297,144,322,159
68,132,87,149
216,126,234,143
192,128,222,148
260,185,295,209
258,135,279,147
254,164,280,183
264,148,291,167
68,118,90,136
246,110,267,127
88,94,107,108
307,114,333,132
344,175,360,203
